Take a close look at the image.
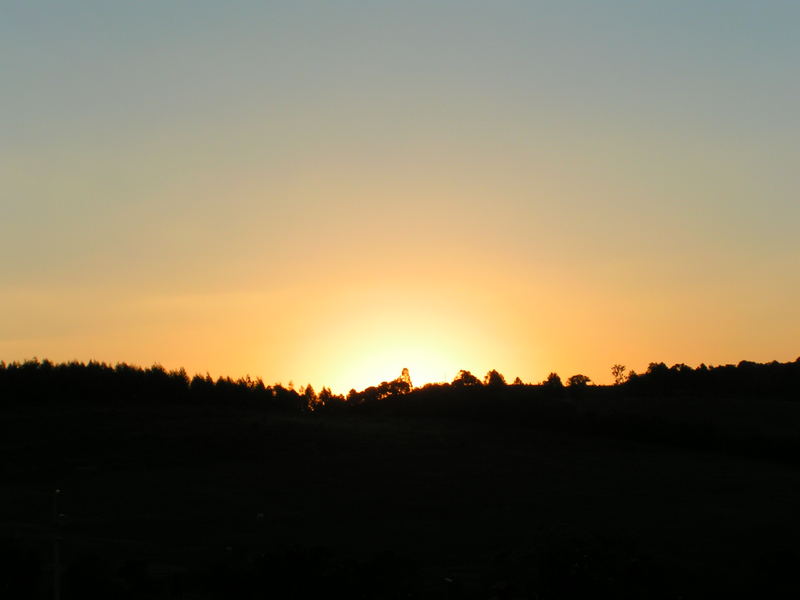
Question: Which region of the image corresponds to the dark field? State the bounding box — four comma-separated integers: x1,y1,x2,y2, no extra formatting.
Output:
3,402,800,598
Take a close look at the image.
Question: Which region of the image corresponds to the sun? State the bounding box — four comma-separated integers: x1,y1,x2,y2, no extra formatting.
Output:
290,286,500,395
340,342,456,393
314,310,470,394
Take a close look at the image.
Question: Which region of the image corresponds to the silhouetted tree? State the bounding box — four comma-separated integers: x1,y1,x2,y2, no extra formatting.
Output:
399,367,413,389
611,364,626,385
345,371,413,405
512,376,524,386
271,384,304,411
5,356,800,417
389,369,412,395
542,372,563,389
303,384,317,409
452,370,482,388
316,386,346,411
484,370,507,387
190,373,216,403
567,374,591,388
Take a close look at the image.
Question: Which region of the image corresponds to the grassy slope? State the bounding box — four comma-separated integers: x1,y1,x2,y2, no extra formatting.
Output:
2,402,800,598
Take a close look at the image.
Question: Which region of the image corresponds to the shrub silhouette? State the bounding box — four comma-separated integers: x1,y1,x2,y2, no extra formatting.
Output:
567,374,591,387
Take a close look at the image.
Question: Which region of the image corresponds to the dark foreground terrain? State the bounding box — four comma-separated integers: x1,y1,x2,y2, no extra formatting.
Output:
3,400,800,599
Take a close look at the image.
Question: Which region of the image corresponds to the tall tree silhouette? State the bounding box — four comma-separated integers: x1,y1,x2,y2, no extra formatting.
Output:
399,367,413,389
611,364,627,385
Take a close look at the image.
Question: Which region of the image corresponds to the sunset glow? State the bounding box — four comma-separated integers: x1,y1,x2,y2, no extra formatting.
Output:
5,5,800,597
2,2,798,391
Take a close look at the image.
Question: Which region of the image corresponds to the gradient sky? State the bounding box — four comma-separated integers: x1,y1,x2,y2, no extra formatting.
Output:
2,1,798,392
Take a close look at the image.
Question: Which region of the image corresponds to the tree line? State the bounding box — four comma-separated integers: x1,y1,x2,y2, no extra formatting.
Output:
1,357,798,410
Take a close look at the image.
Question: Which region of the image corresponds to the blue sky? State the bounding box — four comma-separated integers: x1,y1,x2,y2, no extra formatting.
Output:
2,1,798,390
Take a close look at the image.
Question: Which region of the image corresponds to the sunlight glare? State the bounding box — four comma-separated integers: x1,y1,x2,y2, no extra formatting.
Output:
341,342,455,393
313,299,476,393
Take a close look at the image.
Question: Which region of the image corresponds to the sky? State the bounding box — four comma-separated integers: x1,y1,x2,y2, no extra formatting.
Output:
2,1,798,392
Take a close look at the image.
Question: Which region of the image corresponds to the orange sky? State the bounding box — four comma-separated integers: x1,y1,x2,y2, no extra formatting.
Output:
2,2,798,393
